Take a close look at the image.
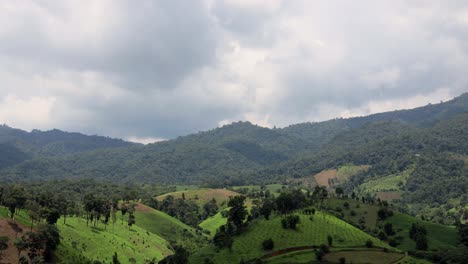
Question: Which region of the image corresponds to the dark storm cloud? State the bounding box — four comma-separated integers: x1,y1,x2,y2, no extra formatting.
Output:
0,1,467,142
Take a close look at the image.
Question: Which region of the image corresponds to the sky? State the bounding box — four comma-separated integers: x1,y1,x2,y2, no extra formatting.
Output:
0,1,467,143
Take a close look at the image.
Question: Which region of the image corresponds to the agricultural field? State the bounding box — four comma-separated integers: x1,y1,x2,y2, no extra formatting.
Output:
356,167,414,194
55,215,172,264
133,203,201,249
265,250,316,264
199,209,228,237
231,184,284,194
314,164,369,188
376,191,403,201
156,188,240,207
191,210,391,263
314,169,337,187
323,198,380,229
387,212,458,251
324,250,403,264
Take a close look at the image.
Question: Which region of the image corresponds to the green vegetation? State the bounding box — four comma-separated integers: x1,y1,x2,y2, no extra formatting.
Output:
324,250,403,264
156,189,240,207
55,215,172,264
265,250,316,264
192,211,391,263
199,210,228,237
387,212,458,251
356,167,413,193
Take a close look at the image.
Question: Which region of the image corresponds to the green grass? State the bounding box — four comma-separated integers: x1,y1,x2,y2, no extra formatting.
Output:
387,212,458,251
231,184,284,194
265,250,316,264
324,250,403,264
156,188,241,207
192,211,392,263
357,167,414,193
0,206,34,227
133,204,204,251
55,215,172,264
175,185,201,192
199,210,228,237
336,164,370,181
323,198,379,229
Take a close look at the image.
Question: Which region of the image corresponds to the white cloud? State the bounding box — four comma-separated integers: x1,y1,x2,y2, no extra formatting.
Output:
0,1,467,139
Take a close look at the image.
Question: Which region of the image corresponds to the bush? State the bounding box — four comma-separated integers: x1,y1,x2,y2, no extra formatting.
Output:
315,250,325,260
350,210,357,216
339,257,346,264
319,244,330,253
281,215,300,229
365,240,373,248
262,238,274,250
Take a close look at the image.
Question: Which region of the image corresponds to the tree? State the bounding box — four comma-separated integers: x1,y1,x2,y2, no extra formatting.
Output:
335,187,344,198
128,213,136,229
0,236,9,261
365,240,373,248
227,196,247,232
262,238,274,250
260,198,275,220
14,236,29,259
457,223,468,246
112,252,120,264
384,223,394,236
158,245,189,264
327,235,333,246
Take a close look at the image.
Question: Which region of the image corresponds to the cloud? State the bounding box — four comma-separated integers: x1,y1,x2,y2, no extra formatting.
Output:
0,1,467,139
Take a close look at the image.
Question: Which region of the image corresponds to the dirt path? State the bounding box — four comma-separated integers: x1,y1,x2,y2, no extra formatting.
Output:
0,218,29,264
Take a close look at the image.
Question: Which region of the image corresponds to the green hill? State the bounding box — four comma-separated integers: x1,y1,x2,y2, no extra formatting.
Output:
191,211,392,263
55,216,172,264
323,199,458,252
199,210,228,237
133,203,205,251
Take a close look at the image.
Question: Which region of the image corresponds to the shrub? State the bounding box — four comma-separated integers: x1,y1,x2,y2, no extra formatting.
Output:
319,244,330,253
350,210,357,216
365,240,373,248
262,238,274,250
315,250,325,260
339,257,346,264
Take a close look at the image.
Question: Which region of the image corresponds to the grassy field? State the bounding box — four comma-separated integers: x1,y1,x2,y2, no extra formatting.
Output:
55,215,172,264
387,212,458,251
356,167,414,194
199,209,228,237
323,198,379,229
0,206,34,227
265,250,316,264
156,188,241,207
231,184,284,193
133,203,205,251
314,164,369,187
324,250,403,264
191,210,391,263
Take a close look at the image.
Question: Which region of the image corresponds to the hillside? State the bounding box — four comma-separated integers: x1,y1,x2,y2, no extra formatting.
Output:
0,125,135,169
191,210,392,263
0,94,467,219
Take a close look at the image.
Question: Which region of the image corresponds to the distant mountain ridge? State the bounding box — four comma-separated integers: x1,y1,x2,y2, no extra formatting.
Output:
0,93,467,188
0,125,136,169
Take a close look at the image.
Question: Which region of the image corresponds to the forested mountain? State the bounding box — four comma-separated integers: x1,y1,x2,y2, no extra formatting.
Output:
0,125,135,169
0,94,467,215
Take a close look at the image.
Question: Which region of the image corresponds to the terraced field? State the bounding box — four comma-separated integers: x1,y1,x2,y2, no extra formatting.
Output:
191,211,391,263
